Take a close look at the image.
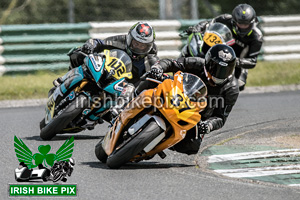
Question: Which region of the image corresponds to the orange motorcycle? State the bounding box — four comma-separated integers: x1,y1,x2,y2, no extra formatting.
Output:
95,71,207,168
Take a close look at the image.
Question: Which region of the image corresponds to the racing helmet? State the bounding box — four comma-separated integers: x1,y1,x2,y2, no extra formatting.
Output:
204,44,236,86
69,158,75,166
126,22,155,59
232,4,257,37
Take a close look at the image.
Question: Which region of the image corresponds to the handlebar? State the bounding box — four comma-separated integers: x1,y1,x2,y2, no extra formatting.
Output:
179,31,189,38
140,71,151,81
78,50,88,57
140,71,171,83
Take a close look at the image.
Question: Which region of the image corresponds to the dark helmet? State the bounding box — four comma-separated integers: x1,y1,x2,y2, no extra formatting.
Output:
126,22,155,60
232,4,257,37
204,44,236,86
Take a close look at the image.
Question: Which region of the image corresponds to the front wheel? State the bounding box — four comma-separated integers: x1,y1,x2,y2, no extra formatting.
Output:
40,94,88,140
95,139,108,163
52,171,63,182
106,120,163,169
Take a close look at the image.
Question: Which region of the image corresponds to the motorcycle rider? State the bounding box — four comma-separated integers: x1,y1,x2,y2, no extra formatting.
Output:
51,22,158,117
180,22,235,58
52,21,158,90
140,44,239,154
50,158,75,182
184,4,263,91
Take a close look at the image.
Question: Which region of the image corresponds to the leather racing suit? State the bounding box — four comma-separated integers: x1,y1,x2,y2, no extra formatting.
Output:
150,57,240,154
69,35,159,86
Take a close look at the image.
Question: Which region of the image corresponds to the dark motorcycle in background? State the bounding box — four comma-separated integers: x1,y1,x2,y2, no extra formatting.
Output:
180,22,248,90
40,49,133,140
180,22,235,58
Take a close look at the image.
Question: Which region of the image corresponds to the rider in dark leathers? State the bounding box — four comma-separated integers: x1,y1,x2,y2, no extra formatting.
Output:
185,4,263,91
138,44,239,155
49,22,159,122
67,22,159,87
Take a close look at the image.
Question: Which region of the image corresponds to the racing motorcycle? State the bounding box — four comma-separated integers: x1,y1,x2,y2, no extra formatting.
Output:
180,22,235,58
50,160,74,182
40,49,133,140
95,71,207,169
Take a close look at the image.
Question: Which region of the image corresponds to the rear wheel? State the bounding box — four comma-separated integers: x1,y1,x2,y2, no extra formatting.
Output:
106,120,163,169
40,94,88,140
42,169,50,182
95,139,108,163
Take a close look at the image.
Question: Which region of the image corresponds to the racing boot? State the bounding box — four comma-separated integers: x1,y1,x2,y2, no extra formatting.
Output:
110,83,135,117
238,69,248,91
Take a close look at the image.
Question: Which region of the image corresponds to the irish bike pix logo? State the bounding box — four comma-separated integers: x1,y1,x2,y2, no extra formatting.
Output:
10,136,77,197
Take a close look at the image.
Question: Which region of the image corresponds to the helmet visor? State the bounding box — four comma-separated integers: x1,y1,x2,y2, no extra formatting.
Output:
234,22,254,37
209,61,234,84
127,34,152,55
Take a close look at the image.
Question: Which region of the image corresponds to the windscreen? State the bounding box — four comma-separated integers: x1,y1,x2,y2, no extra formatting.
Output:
182,73,207,102
206,22,235,45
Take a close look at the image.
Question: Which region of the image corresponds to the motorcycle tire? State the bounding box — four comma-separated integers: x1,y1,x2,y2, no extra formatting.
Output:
42,169,51,182
52,171,63,182
95,138,108,163
106,120,163,169
40,94,88,140
40,118,46,130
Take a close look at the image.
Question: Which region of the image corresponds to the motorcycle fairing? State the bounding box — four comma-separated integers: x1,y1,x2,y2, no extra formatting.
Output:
60,66,84,94
103,78,126,95
102,71,207,159
188,32,204,57
104,50,133,80
85,55,105,83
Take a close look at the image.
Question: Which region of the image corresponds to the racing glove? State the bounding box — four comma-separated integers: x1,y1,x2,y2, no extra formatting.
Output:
82,43,94,54
150,63,163,79
184,22,208,35
198,121,213,134
185,25,200,34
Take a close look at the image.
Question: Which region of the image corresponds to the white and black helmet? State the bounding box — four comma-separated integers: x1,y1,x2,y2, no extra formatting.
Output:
68,158,75,166
126,22,155,58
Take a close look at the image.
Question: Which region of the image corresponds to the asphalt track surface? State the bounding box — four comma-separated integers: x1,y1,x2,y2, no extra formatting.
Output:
1,90,300,200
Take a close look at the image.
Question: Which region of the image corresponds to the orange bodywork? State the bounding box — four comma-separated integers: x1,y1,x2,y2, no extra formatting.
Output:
102,71,207,159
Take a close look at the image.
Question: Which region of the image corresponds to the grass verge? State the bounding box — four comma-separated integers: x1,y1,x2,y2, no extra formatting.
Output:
0,60,299,100
247,60,300,86
0,70,67,100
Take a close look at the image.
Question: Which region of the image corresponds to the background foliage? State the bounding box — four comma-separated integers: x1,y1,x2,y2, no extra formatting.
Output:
1,0,300,25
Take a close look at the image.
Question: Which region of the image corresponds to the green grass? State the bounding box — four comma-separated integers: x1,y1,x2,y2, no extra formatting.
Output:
0,70,67,100
0,60,299,100
247,60,300,86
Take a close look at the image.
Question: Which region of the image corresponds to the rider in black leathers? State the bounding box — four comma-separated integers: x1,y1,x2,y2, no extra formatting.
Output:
49,22,159,122
138,44,239,155
66,22,159,87
185,4,263,91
